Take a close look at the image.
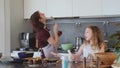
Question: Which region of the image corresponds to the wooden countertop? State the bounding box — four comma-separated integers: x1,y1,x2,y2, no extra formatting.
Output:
0,61,112,68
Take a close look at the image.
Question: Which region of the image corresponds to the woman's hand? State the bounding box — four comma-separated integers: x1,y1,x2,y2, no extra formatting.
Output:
53,23,58,34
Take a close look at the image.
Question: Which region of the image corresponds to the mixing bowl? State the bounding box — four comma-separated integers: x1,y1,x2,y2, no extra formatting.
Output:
61,43,73,51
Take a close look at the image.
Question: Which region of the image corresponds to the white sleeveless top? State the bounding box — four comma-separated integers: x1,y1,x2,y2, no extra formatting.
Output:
82,44,99,59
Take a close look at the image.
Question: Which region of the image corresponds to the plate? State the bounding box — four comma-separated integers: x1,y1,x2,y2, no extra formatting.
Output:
28,64,40,67
111,63,120,68
44,58,59,63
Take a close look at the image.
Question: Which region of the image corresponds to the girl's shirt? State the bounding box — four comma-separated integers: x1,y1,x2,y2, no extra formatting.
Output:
82,44,99,59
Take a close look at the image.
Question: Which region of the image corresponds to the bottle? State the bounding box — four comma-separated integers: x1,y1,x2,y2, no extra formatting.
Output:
83,57,86,68
61,56,68,68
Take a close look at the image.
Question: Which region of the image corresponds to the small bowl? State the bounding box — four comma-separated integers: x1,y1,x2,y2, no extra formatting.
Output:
61,43,73,51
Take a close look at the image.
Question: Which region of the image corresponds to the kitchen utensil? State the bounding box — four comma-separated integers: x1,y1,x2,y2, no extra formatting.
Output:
61,43,73,51
75,36,84,52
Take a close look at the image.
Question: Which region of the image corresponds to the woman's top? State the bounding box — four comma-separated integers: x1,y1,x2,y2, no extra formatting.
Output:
36,28,58,58
82,44,99,59
36,28,50,48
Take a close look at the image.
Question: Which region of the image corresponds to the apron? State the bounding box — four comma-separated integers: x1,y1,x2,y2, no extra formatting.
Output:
42,44,57,58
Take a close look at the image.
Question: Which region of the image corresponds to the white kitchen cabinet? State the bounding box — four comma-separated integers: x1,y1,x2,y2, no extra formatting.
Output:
46,0,72,17
24,0,47,19
102,0,120,16
72,0,79,17
24,0,120,18
73,0,102,17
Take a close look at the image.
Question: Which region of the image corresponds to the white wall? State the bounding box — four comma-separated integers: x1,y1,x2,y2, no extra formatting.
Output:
0,0,32,56
4,0,11,57
0,0,5,55
0,0,11,57
10,0,32,50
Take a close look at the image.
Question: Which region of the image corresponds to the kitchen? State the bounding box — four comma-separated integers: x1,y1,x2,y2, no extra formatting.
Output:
0,0,120,68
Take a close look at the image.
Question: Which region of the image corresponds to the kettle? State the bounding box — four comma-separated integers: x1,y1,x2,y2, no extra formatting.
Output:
75,36,84,51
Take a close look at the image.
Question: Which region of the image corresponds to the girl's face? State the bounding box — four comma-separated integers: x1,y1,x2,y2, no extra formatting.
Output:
39,12,46,24
84,28,93,41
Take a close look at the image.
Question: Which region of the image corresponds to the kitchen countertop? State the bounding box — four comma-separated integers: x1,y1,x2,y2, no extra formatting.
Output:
0,62,84,68
0,61,112,68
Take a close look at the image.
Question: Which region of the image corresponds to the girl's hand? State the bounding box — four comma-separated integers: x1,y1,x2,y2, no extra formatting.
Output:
70,54,76,60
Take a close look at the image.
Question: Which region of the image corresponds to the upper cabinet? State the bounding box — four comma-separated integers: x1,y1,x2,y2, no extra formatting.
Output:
46,0,72,17
102,0,120,16
73,0,102,17
24,0,47,19
24,0,120,19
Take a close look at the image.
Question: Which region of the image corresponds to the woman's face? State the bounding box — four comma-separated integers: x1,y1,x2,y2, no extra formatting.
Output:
39,12,46,24
84,28,93,41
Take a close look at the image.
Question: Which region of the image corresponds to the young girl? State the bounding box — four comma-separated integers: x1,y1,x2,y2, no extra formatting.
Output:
70,25,106,61
30,11,61,58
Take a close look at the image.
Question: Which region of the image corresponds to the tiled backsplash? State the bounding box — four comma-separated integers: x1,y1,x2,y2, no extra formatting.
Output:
46,17,120,48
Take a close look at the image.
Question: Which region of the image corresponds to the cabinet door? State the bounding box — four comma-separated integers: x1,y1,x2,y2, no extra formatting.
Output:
73,0,79,17
73,0,102,17
46,0,72,17
102,0,120,16
24,0,47,19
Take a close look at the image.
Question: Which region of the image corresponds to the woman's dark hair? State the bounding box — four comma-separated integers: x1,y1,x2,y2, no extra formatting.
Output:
30,11,44,31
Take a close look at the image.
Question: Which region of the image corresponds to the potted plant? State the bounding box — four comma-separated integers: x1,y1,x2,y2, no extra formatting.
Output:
108,23,120,63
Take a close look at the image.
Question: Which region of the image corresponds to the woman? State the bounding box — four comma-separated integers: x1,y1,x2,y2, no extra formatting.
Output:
30,11,61,58
70,25,106,61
